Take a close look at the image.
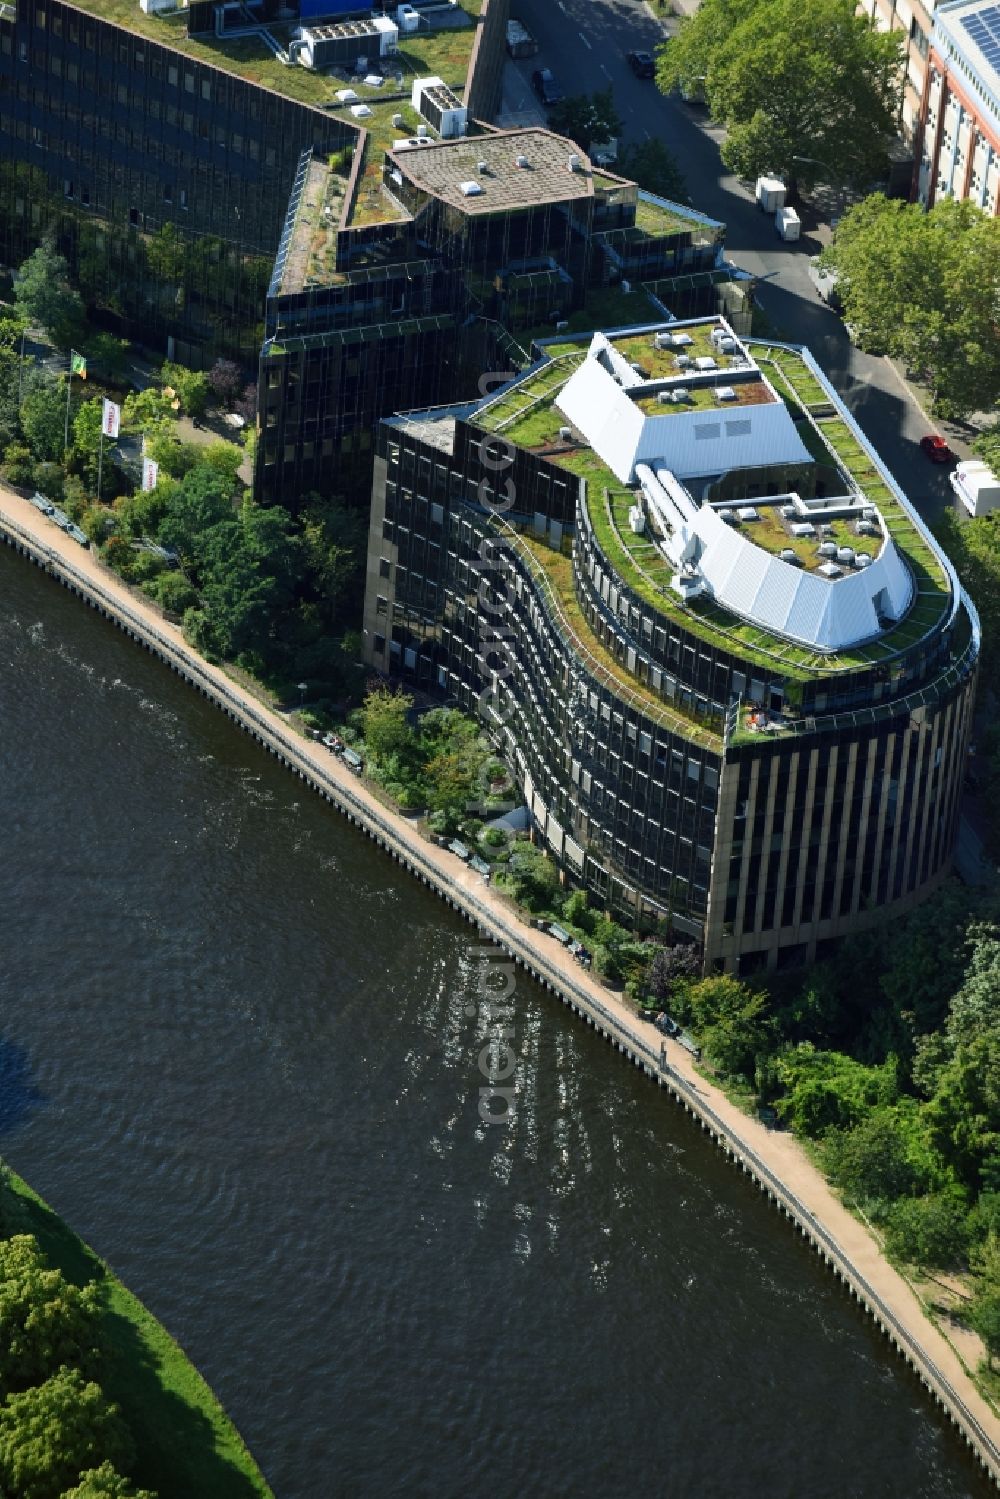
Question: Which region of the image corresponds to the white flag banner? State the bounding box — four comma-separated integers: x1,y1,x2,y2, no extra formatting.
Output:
102,398,120,439
141,458,159,493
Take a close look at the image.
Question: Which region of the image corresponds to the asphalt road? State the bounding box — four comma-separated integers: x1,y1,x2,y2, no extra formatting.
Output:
506,0,967,528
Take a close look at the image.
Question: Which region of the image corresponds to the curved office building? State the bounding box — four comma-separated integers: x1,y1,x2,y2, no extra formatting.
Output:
362,318,978,973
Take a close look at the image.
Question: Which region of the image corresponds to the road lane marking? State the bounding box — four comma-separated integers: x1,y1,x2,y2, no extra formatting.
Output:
600,63,612,77
579,31,591,48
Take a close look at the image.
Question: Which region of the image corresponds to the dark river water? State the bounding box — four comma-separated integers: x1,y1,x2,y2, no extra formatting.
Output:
0,548,992,1499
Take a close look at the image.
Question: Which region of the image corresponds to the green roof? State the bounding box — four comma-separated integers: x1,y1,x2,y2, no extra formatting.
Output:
470,330,957,681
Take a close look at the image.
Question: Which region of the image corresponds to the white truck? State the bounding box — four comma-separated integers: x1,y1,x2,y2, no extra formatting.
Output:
951,459,1000,517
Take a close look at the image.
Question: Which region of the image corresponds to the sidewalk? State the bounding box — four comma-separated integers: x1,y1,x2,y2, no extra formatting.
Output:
2,481,999,1476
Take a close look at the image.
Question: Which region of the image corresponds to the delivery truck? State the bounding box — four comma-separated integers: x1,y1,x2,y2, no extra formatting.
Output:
951,459,1000,517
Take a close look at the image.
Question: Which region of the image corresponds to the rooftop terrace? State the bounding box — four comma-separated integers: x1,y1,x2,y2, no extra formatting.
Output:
390,128,597,212
470,323,956,677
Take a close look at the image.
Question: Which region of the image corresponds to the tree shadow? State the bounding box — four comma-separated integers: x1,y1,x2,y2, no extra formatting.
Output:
0,1038,44,1137
0,1180,270,1499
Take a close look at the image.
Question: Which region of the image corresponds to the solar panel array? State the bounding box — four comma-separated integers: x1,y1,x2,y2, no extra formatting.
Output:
961,6,1000,71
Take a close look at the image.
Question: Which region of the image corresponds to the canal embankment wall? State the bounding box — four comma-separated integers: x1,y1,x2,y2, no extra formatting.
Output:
2,503,999,1487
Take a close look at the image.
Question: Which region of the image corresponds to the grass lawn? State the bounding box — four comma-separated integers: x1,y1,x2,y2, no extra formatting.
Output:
0,1166,272,1499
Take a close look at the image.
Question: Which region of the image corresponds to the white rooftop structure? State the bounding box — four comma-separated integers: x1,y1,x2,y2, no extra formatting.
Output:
553,324,915,654
555,326,812,485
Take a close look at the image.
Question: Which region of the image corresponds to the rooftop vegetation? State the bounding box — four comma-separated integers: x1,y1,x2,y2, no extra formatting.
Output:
471,329,957,680
513,531,722,748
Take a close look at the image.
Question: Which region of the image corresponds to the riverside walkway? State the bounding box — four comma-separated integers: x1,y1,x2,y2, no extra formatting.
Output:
2,483,999,1485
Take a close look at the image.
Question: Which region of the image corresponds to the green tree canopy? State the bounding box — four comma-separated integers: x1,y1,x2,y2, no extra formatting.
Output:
547,88,622,151
657,0,902,189
0,1236,101,1395
14,241,86,346
61,1461,156,1499
619,139,688,204
19,375,67,464
360,685,415,760
822,194,1000,417
775,1044,899,1137
0,1367,133,1499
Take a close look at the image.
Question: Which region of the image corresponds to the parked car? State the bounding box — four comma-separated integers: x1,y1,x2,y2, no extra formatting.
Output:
920,434,956,464
506,18,538,58
531,68,562,106
627,50,656,79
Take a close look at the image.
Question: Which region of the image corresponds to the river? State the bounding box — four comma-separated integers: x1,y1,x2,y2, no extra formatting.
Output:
0,548,991,1499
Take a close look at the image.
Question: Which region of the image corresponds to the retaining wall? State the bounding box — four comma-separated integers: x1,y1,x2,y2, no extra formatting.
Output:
2,509,998,1489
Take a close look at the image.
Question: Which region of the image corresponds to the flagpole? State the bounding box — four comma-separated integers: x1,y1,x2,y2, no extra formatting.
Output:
97,427,104,502
64,352,73,453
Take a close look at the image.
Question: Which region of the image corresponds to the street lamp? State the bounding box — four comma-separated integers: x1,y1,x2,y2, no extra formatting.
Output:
297,681,308,710
791,154,835,180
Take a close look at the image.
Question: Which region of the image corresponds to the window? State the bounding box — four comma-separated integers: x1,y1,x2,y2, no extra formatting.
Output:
379,557,391,579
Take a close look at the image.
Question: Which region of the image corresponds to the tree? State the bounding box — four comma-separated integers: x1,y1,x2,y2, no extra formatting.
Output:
424,749,475,813
13,241,85,346
548,88,623,151
822,195,1000,418
883,1191,969,1270
970,1288,1000,1370
503,843,561,912
360,685,415,760
62,1461,156,1499
207,359,243,406
974,424,1000,477
685,975,771,1078
0,1367,133,1499
775,1044,899,1137
619,139,688,205
658,0,902,191
0,442,34,488
160,362,209,420
19,375,67,463
0,1235,101,1395
648,943,701,1003
824,1107,928,1207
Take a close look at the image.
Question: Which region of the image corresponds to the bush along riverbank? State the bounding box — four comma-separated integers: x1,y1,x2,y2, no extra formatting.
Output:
331,689,1000,1405
0,1162,273,1499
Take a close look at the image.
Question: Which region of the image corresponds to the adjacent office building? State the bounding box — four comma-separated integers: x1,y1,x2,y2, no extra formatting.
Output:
362,318,978,972
914,0,1000,210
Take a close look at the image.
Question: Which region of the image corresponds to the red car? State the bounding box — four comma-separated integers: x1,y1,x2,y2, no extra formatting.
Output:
920,434,955,464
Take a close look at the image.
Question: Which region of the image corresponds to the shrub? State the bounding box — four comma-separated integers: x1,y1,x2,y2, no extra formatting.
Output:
884,1191,969,1270
0,443,34,487
481,827,507,849
32,461,64,502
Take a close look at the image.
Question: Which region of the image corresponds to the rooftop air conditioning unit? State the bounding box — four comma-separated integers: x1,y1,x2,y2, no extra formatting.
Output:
817,560,842,578
836,546,855,565
568,153,581,172
515,154,530,168
392,112,403,126
737,506,759,521
674,354,692,369
694,356,717,371
654,332,673,349
670,332,693,348
818,541,838,557
780,548,801,565
716,386,737,401
628,505,645,534
719,508,736,523
672,389,691,404
790,522,816,538
780,504,796,518
657,390,673,403
855,552,873,568
477,160,489,173
459,180,483,196
558,425,572,439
